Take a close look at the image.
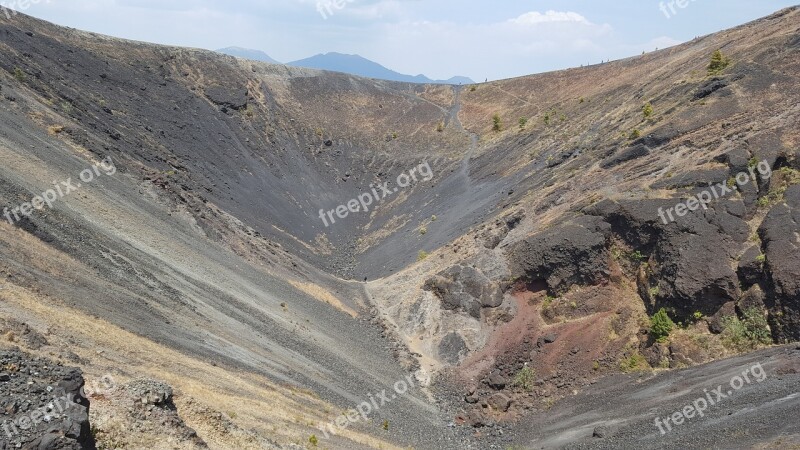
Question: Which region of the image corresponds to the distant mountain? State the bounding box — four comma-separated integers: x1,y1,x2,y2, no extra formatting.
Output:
216,47,280,64
288,52,474,85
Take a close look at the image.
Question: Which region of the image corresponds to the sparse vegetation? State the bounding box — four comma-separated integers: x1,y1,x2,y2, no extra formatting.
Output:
708,49,732,75
417,250,429,261
643,102,654,119
619,352,649,373
492,114,502,132
511,366,536,391
518,117,527,129
543,112,551,126
419,227,427,235
721,307,772,352
757,167,800,208
48,125,65,135
650,308,675,343
430,215,437,221
13,67,26,82
382,419,390,431
469,85,476,92
579,97,585,104
629,129,641,140
309,435,318,447
436,121,445,132
648,286,660,298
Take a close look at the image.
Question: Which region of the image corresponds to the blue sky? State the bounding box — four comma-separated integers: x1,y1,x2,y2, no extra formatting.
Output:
10,0,799,81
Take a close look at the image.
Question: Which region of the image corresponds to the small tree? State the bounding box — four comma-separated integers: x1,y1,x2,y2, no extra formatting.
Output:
492,114,502,132
650,308,675,342
708,50,731,75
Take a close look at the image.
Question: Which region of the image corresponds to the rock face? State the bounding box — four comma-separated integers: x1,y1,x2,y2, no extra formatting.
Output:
508,215,612,295
759,184,800,341
423,265,505,318
203,85,248,110
0,349,95,450
584,198,748,318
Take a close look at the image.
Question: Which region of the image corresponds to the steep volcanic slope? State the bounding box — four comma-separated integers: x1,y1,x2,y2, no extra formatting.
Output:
0,12,465,450
0,6,798,450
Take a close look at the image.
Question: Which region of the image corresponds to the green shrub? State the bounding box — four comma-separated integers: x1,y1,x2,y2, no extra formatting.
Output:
629,129,641,140
643,102,654,119
721,307,772,352
543,112,551,126
708,49,731,75
511,366,535,391
417,250,429,261
492,114,502,132
619,352,649,373
309,435,318,447
518,117,527,129
650,308,675,342
436,121,445,132
13,67,25,82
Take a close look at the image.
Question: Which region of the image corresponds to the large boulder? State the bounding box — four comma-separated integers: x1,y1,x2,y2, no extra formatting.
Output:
423,264,504,318
508,215,612,295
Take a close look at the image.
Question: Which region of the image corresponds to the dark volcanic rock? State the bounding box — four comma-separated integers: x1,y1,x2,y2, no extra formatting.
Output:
509,215,612,295
423,265,504,318
203,85,248,110
650,167,730,190
738,245,765,286
438,332,469,366
600,144,650,170
487,372,508,390
487,393,511,412
0,349,94,450
693,77,731,100
586,198,748,318
759,184,800,340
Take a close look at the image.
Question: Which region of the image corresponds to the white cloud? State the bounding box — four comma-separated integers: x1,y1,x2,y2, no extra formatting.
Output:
510,10,591,26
